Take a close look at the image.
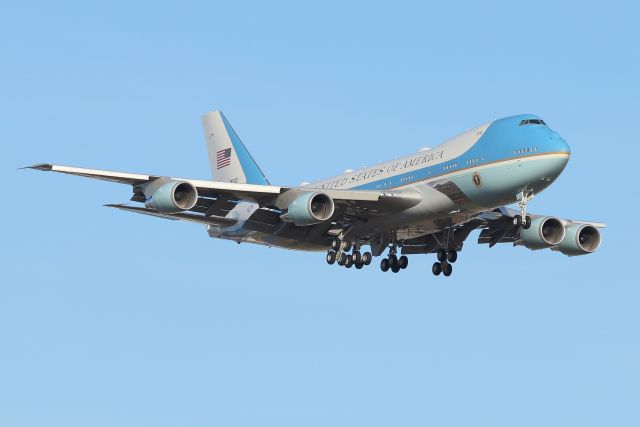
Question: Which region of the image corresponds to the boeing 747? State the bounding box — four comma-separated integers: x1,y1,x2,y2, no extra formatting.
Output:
27,111,605,276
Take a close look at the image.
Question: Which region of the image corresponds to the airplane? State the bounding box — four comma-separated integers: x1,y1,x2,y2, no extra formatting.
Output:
26,111,605,276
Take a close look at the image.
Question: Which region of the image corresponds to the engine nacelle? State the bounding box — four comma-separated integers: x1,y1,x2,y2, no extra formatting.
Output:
519,216,566,250
144,179,198,213
553,223,602,256
281,192,335,226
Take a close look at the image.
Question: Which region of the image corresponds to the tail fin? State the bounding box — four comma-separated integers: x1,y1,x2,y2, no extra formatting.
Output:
201,111,270,185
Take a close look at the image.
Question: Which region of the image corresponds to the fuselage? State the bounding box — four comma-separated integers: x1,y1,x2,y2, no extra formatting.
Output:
209,114,571,249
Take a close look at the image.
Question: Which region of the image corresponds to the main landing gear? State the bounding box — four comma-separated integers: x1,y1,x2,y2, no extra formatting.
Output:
326,238,372,270
379,253,408,273
432,248,457,277
378,238,408,273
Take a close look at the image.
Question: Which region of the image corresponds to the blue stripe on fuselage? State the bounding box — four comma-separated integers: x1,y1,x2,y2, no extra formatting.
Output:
351,114,570,191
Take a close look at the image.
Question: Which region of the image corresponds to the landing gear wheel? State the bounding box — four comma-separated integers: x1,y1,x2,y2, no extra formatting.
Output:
391,264,401,273
341,241,352,252
331,238,341,251
352,250,362,264
437,248,447,262
389,254,398,267
398,255,408,269
380,258,390,272
442,262,453,277
355,262,364,269
362,252,372,265
523,216,532,229
513,215,522,228
344,255,353,268
326,251,336,265
338,253,347,266
447,250,457,263
432,262,442,276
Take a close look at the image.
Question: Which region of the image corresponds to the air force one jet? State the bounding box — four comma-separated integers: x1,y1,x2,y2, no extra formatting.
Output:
27,111,605,276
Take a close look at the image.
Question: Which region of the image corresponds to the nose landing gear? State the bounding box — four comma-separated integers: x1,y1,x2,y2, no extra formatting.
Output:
515,189,534,230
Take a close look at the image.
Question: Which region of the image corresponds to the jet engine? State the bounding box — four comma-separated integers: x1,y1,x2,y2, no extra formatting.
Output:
553,223,602,256
281,192,335,226
519,216,565,250
144,179,198,213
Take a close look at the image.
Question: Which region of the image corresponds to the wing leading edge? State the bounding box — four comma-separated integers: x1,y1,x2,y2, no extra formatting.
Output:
26,163,422,227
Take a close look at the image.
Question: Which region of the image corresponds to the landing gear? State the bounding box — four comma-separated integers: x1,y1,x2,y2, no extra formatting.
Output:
432,260,453,277
328,237,373,270
379,239,409,273
516,189,534,230
512,214,532,229
433,247,456,277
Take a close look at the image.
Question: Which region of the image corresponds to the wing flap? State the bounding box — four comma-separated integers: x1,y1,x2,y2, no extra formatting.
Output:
104,204,238,226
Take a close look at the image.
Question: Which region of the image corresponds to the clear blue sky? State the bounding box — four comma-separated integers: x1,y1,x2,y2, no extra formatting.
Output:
2,1,638,426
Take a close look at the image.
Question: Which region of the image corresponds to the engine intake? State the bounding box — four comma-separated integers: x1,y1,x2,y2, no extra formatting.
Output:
553,223,602,256
281,192,335,226
519,216,565,250
144,180,198,213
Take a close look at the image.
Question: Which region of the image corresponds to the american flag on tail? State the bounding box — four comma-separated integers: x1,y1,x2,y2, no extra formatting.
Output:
216,148,232,169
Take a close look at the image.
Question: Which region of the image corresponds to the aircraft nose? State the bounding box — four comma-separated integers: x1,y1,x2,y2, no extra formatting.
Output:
541,132,570,179
551,132,571,155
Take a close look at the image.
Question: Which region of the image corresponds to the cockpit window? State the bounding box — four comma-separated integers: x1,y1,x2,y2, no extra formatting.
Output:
519,119,546,126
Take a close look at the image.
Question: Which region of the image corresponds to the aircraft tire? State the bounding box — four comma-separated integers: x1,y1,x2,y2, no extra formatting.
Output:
326,251,336,265
391,264,401,273
513,215,522,227
432,262,442,276
331,238,341,251
344,255,353,268
389,254,398,267
443,262,453,277
523,216,532,229
380,258,390,272
355,262,364,269
362,252,372,265
399,255,408,269
447,250,457,263
338,253,347,266
437,248,447,262
352,250,361,264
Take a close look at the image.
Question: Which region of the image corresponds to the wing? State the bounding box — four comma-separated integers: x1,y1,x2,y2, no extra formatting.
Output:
26,163,421,227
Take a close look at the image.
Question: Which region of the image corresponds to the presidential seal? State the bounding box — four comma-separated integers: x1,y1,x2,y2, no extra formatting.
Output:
472,172,482,187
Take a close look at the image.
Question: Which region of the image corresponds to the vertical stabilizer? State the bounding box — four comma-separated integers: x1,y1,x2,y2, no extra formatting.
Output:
201,111,270,185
